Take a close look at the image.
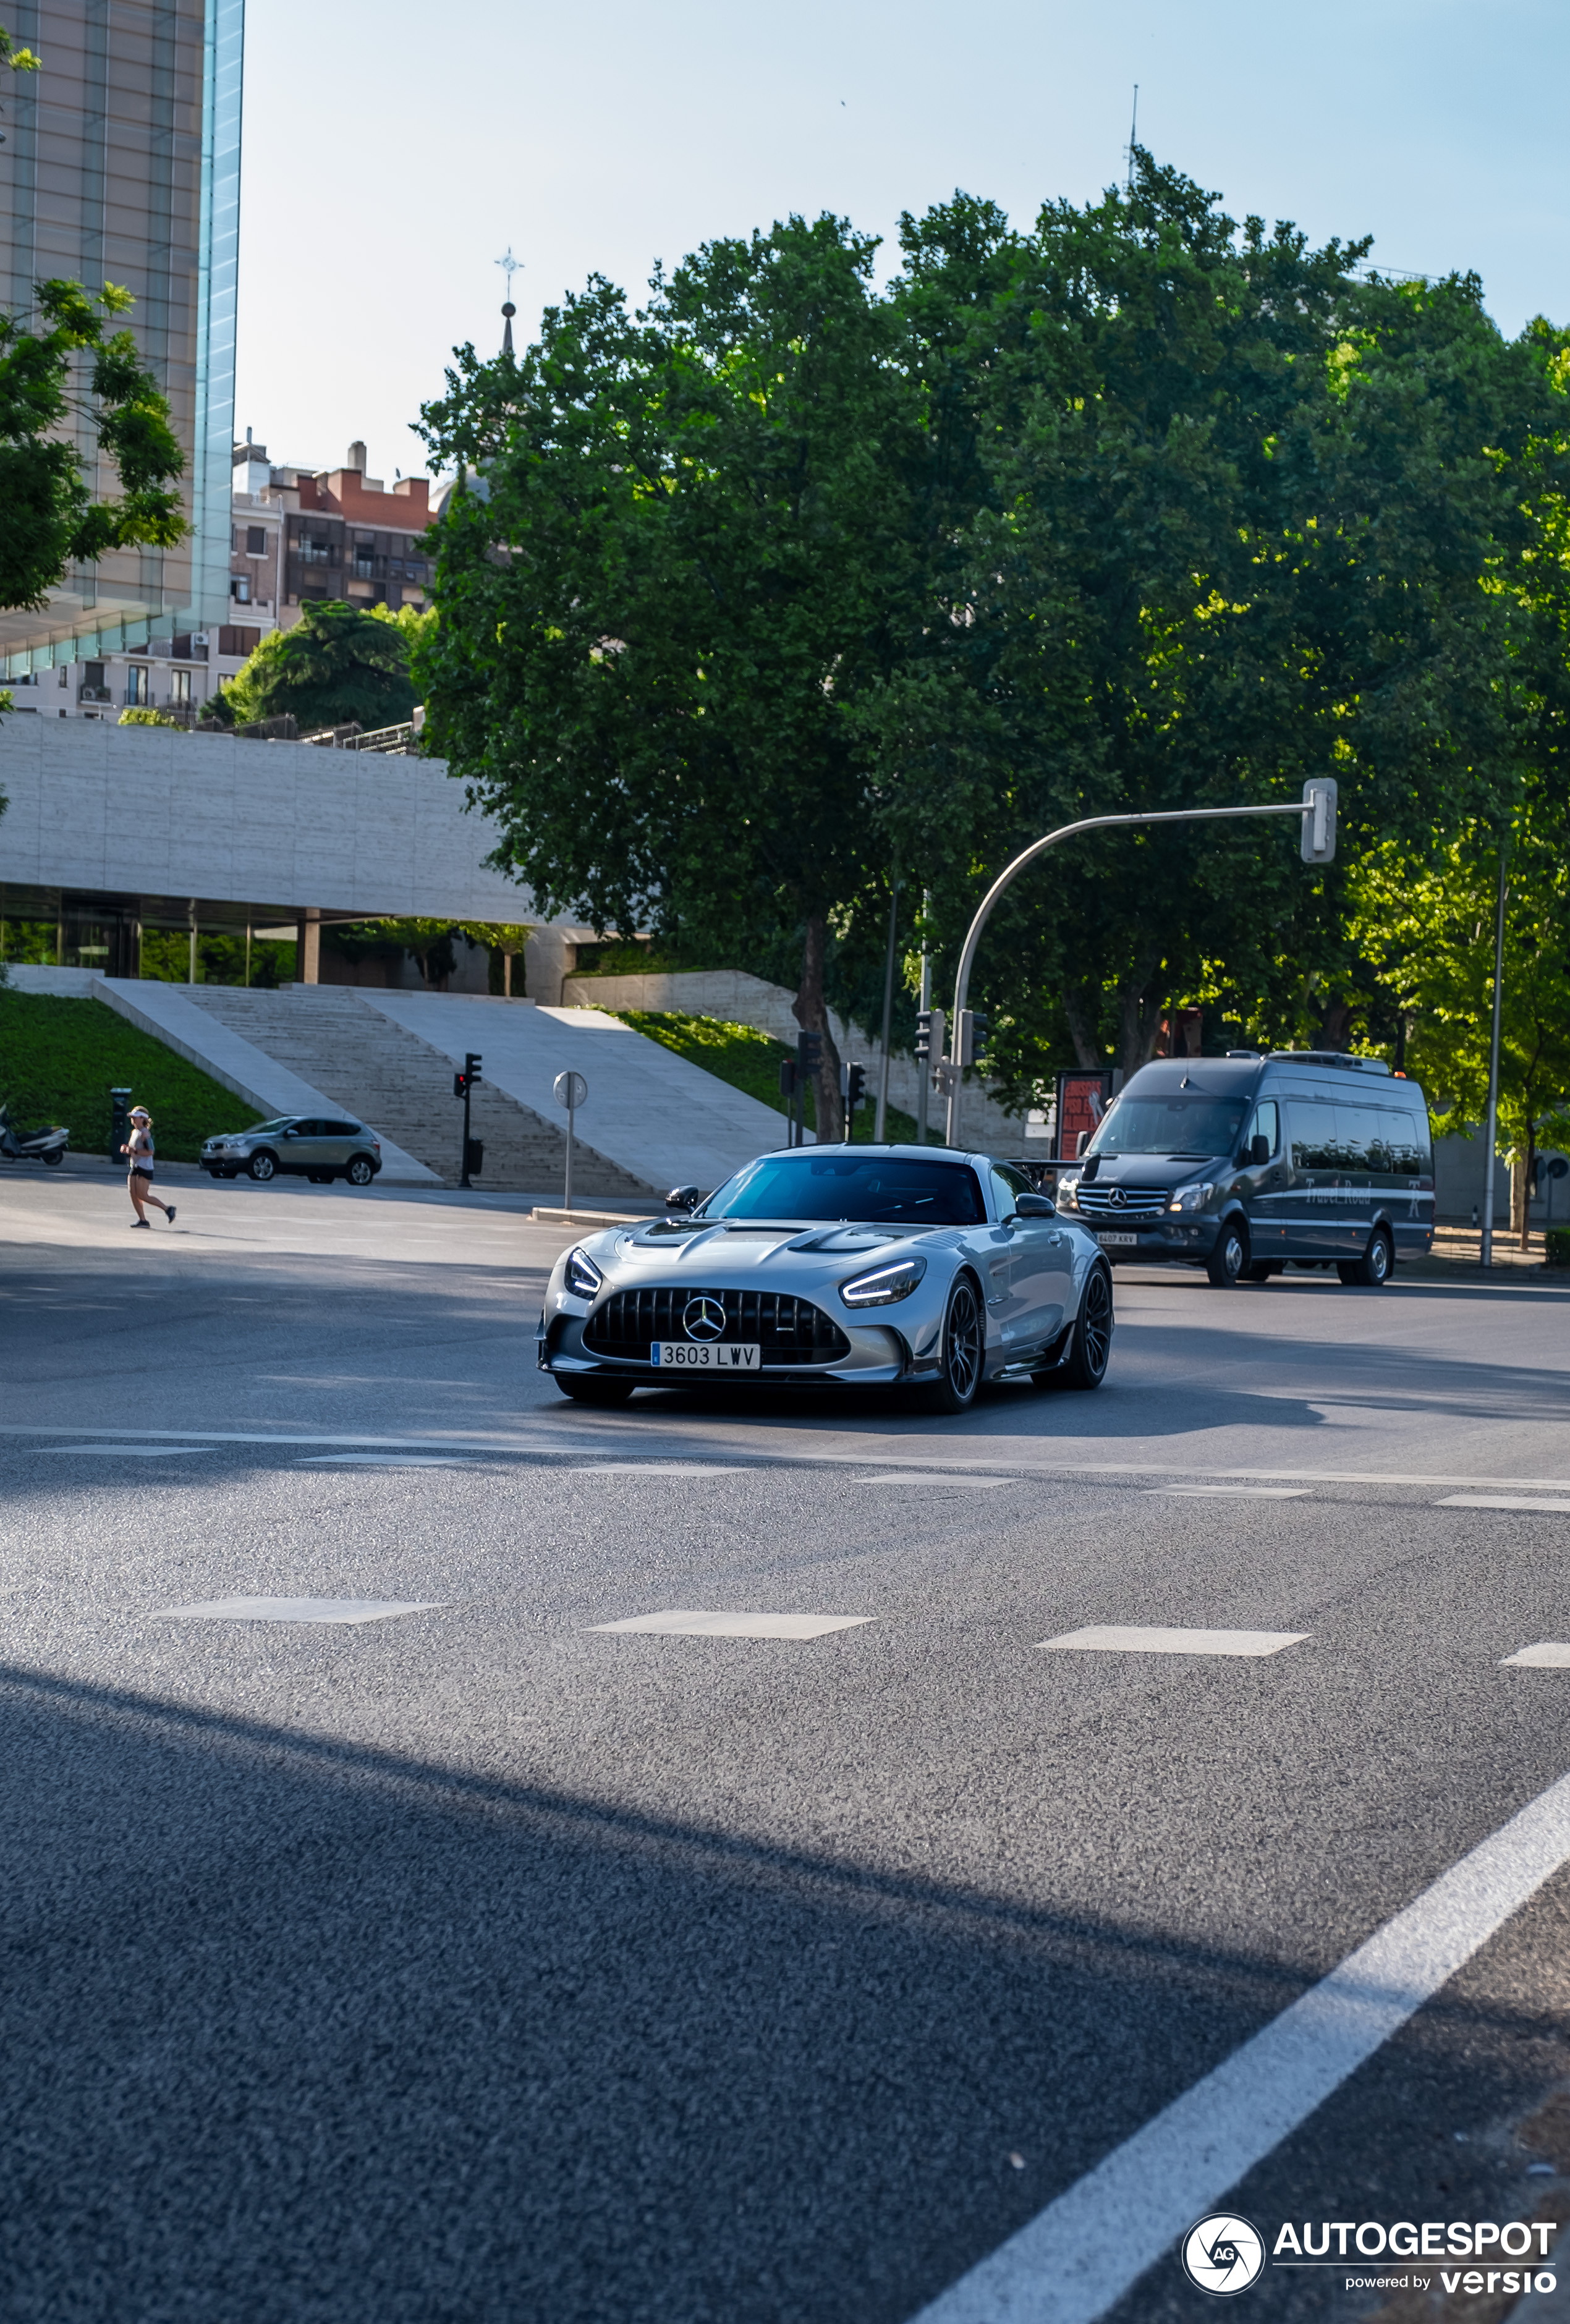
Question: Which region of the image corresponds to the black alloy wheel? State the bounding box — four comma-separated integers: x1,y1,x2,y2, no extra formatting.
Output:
247,1150,278,1182
346,1156,375,1187
1339,1228,1393,1288
556,1373,637,1406
1206,1217,1249,1288
1058,1262,1113,1390
924,1275,984,1414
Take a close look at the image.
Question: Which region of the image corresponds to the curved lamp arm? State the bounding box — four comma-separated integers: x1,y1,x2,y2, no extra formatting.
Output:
944,794,1323,1148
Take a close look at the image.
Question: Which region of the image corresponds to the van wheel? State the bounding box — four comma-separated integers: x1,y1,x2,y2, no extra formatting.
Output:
1206,1219,1249,1287
1339,1229,1393,1287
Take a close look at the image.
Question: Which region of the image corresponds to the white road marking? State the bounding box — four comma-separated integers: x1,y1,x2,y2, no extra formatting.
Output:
912,1761,1570,2324
1440,1494,1570,1513
161,1596,440,1624
590,1609,873,1639
294,1454,473,1467
1502,1643,1570,1669
1147,1485,1308,1499
37,1444,215,1457
1039,1625,1309,1659
566,1464,751,1476
855,1474,1012,1489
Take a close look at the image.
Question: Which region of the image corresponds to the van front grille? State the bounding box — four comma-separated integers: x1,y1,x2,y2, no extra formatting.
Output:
1074,1186,1168,1221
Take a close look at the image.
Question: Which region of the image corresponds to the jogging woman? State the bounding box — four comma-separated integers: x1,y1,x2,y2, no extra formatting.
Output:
126,1107,176,1229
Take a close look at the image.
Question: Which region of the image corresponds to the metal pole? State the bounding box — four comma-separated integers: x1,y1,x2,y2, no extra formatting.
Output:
1481,848,1507,1270
873,865,901,1143
244,922,252,988
564,1095,575,1214
460,1069,473,1189
915,894,931,1147
944,798,1317,1147
188,899,197,985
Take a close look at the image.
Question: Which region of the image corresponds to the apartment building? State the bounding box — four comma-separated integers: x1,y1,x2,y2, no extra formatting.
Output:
7,437,435,721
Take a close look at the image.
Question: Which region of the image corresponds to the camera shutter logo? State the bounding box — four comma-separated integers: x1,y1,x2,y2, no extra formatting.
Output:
683,1296,726,1342
1181,2215,1265,2296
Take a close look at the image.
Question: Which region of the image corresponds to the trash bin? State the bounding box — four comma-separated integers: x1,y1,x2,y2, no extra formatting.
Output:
464,1138,484,1180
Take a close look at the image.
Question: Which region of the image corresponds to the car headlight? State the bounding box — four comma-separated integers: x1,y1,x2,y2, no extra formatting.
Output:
839,1255,927,1307
1056,1174,1080,1210
1166,1181,1215,1213
564,1245,604,1299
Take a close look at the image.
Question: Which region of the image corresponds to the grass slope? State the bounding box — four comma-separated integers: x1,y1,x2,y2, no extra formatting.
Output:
0,992,261,1161
611,1009,922,1145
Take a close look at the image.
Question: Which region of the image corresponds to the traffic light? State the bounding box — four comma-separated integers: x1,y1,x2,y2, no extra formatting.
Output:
454,1051,483,1099
797,1029,823,1079
1301,778,1337,864
839,1061,866,1139
453,1071,467,1098
915,1011,933,1063
958,1011,988,1066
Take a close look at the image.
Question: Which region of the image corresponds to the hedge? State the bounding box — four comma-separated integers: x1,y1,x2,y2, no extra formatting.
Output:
0,991,260,1161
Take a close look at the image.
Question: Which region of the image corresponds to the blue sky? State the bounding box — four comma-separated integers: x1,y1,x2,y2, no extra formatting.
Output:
235,0,1569,483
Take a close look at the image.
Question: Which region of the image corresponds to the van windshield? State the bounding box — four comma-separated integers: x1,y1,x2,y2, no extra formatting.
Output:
1085,1094,1249,1160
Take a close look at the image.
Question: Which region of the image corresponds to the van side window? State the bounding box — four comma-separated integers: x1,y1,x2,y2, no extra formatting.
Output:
1287,1102,1333,1172
1247,1100,1279,1156
1387,1108,1433,1177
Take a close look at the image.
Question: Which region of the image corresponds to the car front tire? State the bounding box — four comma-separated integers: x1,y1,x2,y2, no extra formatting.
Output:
555,1373,636,1406
248,1150,278,1182
920,1275,984,1414
1206,1218,1249,1287
346,1156,375,1187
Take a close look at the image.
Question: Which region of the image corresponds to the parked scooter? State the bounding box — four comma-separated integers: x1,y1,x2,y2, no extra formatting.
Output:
0,1103,69,1166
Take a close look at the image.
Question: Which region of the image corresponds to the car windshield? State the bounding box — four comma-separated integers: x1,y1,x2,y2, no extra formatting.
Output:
1085,1094,1249,1159
703,1154,986,1226
246,1117,299,1135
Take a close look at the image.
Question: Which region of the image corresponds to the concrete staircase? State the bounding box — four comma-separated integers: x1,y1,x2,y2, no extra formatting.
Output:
178,985,651,1196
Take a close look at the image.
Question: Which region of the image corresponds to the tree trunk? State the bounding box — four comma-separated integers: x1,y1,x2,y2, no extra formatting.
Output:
794,914,843,1142
1116,953,1167,1078
1514,1131,1537,1251
1313,995,1356,1051
1062,988,1103,1071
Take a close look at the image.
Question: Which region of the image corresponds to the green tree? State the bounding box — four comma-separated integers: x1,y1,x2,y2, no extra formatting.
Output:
415,214,925,1139
0,274,186,610
218,600,420,731
869,159,1561,1095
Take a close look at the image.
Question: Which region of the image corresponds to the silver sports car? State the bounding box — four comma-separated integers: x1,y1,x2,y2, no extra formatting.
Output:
538,1145,1114,1413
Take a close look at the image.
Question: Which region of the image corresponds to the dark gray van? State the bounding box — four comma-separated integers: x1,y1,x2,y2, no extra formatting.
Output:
1056,1051,1433,1287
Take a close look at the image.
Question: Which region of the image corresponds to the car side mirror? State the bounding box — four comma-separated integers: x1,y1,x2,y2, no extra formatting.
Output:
1012,1192,1056,1219
1250,1134,1270,1165
665,1184,702,1213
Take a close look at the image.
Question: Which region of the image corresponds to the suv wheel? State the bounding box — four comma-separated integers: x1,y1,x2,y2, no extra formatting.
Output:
346,1155,375,1187
247,1150,278,1182
1206,1218,1249,1287
1339,1229,1393,1288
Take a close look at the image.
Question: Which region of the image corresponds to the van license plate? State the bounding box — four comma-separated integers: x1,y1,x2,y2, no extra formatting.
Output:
1095,1232,1139,1249
653,1342,760,1370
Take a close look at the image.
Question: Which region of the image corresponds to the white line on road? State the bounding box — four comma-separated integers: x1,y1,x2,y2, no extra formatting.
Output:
854,1474,1014,1489
36,1444,216,1457
590,1609,873,1640
566,1464,752,1476
912,1762,1570,2324
1502,1643,1570,1668
1147,1486,1309,1500
1439,1494,1570,1513
160,1597,441,1624
294,1454,475,1467
1039,1626,1309,1659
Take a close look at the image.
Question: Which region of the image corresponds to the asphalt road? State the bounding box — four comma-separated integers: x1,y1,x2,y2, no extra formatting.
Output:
2,1168,1570,2323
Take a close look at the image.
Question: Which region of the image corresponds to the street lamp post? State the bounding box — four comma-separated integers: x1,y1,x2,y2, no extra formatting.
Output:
942,782,1337,1149
1480,850,1508,1269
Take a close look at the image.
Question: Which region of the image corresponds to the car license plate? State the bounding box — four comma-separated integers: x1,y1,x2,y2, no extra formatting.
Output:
1096,1231,1139,1249
653,1342,761,1370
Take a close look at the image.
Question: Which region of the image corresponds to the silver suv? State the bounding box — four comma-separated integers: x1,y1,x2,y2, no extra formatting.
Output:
202,1115,383,1187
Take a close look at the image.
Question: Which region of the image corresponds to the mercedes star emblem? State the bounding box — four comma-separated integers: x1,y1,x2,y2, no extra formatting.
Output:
683,1296,727,1342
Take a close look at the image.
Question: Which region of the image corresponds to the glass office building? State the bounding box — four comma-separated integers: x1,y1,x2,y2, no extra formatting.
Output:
0,0,242,684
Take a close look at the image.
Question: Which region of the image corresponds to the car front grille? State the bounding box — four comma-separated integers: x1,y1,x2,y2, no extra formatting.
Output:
1074,1185,1168,1221
583,1287,851,1364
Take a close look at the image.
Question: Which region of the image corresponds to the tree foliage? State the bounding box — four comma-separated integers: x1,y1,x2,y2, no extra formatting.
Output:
217,600,422,732
0,278,185,611
417,155,1570,1139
